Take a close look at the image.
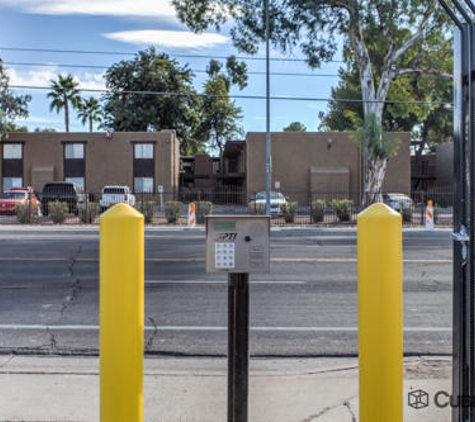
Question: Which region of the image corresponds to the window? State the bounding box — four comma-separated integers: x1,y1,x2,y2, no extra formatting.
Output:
2,144,24,188
65,177,85,190
65,143,84,159
63,143,86,189
133,142,155,192
134,177,154,193
134,144,154,159
3,177,23,191
3,144,22,159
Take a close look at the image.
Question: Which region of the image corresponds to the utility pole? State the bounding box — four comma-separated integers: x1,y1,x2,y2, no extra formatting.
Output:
265,0,272,216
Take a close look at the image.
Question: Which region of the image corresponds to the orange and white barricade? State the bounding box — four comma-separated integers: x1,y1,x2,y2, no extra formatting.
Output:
187,202,196,229
425,200,434,230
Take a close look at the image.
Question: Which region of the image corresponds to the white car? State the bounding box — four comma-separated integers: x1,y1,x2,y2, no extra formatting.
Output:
253,191,288,215
99,185,136,212
383,193,413,211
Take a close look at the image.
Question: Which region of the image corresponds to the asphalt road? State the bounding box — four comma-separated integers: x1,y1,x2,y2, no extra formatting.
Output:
0,226,453,356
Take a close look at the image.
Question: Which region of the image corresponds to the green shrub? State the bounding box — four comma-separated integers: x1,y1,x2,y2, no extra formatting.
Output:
78,202,100,224
164,201,183,224
48,201,68,224
311,199,326,223
15,202,40,224
248,201,266,215
401,205,413,223
330,199,353,222
281,201,298,223
196,201,213,224
136,201,155,224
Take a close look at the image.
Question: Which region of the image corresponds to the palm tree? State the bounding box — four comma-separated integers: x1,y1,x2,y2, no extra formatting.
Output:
77,97,103,132
47,74,82,132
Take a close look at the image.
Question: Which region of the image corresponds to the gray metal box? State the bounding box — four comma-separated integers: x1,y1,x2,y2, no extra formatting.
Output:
205,215,270,273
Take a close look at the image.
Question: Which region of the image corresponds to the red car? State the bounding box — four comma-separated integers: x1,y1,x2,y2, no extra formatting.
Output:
0,187,41,215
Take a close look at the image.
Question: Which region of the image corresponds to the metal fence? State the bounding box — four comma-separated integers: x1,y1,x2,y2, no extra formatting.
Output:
0,189,454,227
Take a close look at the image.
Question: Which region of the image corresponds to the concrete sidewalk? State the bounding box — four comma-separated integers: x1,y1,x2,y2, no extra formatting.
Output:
0,355,451,422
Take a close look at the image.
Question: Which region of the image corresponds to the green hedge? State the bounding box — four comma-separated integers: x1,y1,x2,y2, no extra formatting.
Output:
330,199,353,222
311,200,326,223
165,201,183,224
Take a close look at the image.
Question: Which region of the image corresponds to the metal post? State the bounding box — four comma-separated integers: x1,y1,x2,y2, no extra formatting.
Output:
452,22,472,422
357,203,403,422
100,204,144,422
228,273,250,422
437,2,475,419
265,0,272,216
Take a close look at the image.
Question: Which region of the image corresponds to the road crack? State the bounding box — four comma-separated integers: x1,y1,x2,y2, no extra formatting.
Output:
60,245,84,319
145,316,159,351
343,399,357,422
60,279,81,317
300,395,357,421
301,406,334,421
45,327,57,352
0,355,14,369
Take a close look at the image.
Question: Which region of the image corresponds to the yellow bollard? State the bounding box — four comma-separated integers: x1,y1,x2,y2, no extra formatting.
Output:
357,203,403,422
100,204,144,422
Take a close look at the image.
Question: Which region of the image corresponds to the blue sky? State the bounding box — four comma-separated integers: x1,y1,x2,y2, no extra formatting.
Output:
0,0,343,135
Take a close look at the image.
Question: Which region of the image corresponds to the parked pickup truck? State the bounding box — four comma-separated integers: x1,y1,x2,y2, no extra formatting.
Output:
99,185,136,212
41,182,86,215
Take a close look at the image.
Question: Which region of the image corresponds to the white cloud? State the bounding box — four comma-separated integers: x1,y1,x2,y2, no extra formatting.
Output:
6,66,60,89
77,72,107,92
1,0,178,21
103,30,228,49
6,66,106,93
20,114,61,125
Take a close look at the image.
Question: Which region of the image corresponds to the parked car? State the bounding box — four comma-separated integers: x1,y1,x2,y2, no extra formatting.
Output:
0,187,41,215
253,191,288,215
383,193,413,211
99,185,136,212
41,182,86,215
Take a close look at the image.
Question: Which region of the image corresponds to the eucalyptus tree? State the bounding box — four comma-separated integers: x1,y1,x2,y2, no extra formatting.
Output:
47,74,82,132
197,56,247,155
77,96,104,132
319,25,453,191
172,0,451,204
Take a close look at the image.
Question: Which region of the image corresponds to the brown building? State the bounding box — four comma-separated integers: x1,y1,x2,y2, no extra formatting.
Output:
246,131,411,204
179,140,247,204
411,153,436,191
435,142,454,187
0,131,180,195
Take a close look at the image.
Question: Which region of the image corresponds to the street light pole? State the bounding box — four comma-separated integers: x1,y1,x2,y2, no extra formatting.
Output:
265,0,271,216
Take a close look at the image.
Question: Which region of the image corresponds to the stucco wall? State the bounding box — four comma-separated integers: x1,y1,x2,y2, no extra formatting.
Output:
436,142,454,186
246,131,410,204
2,131,180,194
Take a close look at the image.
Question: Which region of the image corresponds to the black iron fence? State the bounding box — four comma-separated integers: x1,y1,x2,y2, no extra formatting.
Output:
0,188,454,227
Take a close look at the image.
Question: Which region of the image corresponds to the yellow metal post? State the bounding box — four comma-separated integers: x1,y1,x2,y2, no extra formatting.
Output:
357,203,403,422
100,204,144,422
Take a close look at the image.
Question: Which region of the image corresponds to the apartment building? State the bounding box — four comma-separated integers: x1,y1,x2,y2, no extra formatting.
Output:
0,131,180,196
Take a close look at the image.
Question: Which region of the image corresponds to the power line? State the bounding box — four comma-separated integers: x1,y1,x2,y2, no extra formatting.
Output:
0,46,345,63
3,60,451,80
3,61,341,78
10,84,454,106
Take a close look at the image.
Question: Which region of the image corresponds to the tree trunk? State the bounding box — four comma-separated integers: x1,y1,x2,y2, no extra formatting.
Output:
65,100,70,132
363,155,388,207
350,19,389,207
